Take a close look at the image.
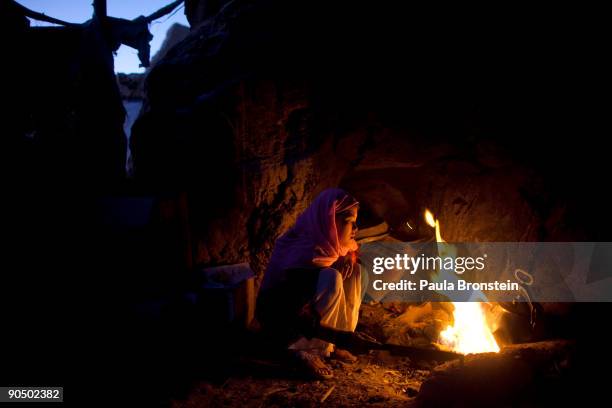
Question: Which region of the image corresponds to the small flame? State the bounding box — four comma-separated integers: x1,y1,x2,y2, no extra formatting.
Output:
425,209,500,354
424,209,444,243
424,209,436,228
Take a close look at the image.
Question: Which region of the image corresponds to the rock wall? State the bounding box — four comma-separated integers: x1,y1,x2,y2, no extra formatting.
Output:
131,0,604,284
148,23,190,69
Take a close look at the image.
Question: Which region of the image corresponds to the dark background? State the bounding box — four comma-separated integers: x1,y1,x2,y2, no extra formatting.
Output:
2,1,609,404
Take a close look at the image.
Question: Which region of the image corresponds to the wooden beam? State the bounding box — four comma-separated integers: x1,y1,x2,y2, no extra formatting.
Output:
11,0,78,27
93,0,107,19
145,0,184,23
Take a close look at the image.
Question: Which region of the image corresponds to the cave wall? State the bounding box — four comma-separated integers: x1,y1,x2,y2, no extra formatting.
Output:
131,0,602,285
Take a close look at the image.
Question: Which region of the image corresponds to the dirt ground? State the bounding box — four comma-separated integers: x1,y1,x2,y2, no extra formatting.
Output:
170,351,427,407
170,302,445,407
169,302,576,407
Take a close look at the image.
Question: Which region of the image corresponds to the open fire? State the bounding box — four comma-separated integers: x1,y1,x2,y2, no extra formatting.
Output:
425,209,500,354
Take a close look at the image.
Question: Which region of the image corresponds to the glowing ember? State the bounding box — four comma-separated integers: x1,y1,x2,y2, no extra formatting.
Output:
424,208,500,354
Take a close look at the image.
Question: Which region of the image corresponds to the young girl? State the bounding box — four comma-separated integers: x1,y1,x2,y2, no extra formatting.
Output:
257,188,361,379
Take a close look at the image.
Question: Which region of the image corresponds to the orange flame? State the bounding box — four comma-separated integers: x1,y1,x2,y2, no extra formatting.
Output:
425,209,500,354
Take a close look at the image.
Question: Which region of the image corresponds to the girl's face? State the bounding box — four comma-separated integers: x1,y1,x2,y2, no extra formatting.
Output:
335,206,358,248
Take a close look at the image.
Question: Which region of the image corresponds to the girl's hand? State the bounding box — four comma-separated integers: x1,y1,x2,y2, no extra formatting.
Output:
339,261,353,280
333,252,357,280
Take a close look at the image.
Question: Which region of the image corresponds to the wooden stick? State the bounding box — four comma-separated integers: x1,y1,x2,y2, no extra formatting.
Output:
320,385,336,403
